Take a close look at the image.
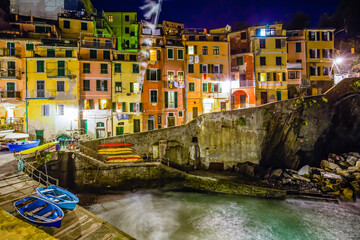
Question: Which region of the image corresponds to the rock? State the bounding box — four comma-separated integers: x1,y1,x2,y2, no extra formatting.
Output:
336,170,352,179
321,172,343,182
281,178,292,185
298,165,311,177
350,181,360,194
340,188,354,201
347,166,358,172
355,160,360,170
292,174,311,182
346,156,358,166
311,167,323,175
269,169,283,179
320,160,341,172
353,172,360,182
349,152,360,158
338,161,351,169
329,190,341,196
235,162,256,177
282,171,292,179
311,174,321,182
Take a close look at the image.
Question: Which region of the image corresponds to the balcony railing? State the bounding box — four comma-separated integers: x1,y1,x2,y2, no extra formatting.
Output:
27,89,56,98
81,41,114,49
287,63,302,69
0,69,21,79
46,68,74,78
0,91,21,99
239,80,255,87
0,48,21,57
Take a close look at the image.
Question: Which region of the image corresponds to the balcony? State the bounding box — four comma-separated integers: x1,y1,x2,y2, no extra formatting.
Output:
0,91,21,99
287,63,302,70
165,39,183,46
27,89,56,99
0,70,21,79
41,39,78,47
81,41,114,49
0,117,24,132
0,48,21,58
239,80,255,87
46,68,75,78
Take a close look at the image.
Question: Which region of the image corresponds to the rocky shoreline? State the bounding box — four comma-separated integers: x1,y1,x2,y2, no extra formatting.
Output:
237,152,360,202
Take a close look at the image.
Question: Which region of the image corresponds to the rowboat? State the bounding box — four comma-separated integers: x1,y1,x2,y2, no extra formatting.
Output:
4,133,29,140
0,129,14,137
106,155,141,160
14,196,64,228
98,142,133,147
7,139,40,152
98,147,133,153
106,158,143,163
98,151,133,155
20,141,58,155
36,185,79,210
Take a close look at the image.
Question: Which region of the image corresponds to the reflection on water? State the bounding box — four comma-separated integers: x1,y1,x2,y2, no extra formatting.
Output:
88,191,360,240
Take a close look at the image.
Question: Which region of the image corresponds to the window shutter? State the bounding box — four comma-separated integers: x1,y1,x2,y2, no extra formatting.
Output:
130,103,133,112
210,64,213,73
96,80,100,91
282,72,286,81
321,32,325,41
220,64,223,73
185,45,188,54
316,32,320,41
165,92,168,108
266,73,270,81
317,49,320,58
200,64,203,73
112,102,116,112
330,49,333,58
317,67,321,76
139,103,143,112
308,31,311,40
157,50,161,61
146,69,150,80
322,49,325,58
130,82,134,93
174,92,178,108
219,84,222,93
329,32,333,41
194,45,197,54
273,72,276,81
211,83,214,92
157,69,161,80
122,102,126,112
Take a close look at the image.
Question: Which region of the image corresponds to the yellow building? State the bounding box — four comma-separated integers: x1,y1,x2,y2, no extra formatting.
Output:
183,28,231,122
58,13,95,39
248,24,288,104
26,39,79,142
112,51,142,135
304,29,335,95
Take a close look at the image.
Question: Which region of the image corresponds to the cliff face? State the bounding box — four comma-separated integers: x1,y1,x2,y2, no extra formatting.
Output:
81,78,360,171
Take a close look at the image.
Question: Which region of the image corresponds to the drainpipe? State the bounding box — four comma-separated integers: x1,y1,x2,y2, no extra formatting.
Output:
162,44,165,128
110,57,113,136
25,57,28,134
184,42,188,123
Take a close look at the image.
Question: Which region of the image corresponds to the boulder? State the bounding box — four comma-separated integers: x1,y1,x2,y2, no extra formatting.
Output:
353,172,360,182
336,170,352,179
355,160,360,170
292,174,311,182
349,152,360,158
338,161,351,169
350,181,360,194
340,188,354,201
311,174,321,182
346,156,358,166
311,167,323,175
298,165,311,177
320,160,341,172
282,171,292,179
235,162,256,177
269,169,283,179
321,172,343,182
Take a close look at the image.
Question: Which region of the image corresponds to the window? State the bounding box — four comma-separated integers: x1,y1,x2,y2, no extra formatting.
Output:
309,49,320,59
103,50,110,60
118,54,125,60
146,69,161,81
260,39,266,48
101,64,108,74
108,15,113,22
83,99,93,110
188,45,194,54
296,59,302,63
96,80,108,91
241,32,247,40
47,49,55,57
150,90,158,103
310,66,321,76
125,27,129,34
115,63,121,73
188,64,194,73
296,42,301,52
322,49,333,59
63,20,70,29
90,49,97,59
189,82,195,92
57,104,64,115
83,80,90,91
98,100,109,110
275,39,281,49
165,92,177,108
309,31,320,41
130,102,142,112
200,64,208,74
240,95,246,104
65,50,72,57
240,74,246,81
178,111,184,118
81,22,87,31
115,102,125,112
189,36,195,41
213,83,221,92
167,71,174,82
213,46,220,55
213,65,219,74
202,83,208,92
202,46,208,55
26,43,34,51
133,64,139,73
289,71,299,79
213,36,219,41
237,56,244,65
166,48,174,59
323,67,331,76
260,57,266,66
42,104,50,116
177,49,184,60
276,57,282,66
125,15,129,22
148,119,154,130
57,81,65,92
322,32,332,41
130,82,134,93
115,82,122,93
178,71,184,82
129,55,137,61
199,36,206,41
83,63,90,73
37,60,44,72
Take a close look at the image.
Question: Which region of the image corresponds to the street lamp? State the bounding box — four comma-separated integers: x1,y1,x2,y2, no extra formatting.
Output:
335,57,343,64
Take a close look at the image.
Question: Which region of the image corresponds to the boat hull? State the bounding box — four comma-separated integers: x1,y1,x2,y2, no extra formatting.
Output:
36,185,79,210
98,143,133,147
7,139,40,152
20,141,58,155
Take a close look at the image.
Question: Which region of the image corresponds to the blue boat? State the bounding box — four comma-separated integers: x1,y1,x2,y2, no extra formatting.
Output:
36,185,79,210
7,139,40,152
14,196,64,228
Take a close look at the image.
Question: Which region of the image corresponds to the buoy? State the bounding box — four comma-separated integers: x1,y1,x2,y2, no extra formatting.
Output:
67,144,75,151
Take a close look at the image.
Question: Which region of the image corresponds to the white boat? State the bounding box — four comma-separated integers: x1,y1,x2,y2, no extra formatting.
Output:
0,130,15,137
4,133,29,140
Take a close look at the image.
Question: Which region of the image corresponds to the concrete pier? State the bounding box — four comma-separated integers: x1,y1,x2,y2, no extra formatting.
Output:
0,152,134,240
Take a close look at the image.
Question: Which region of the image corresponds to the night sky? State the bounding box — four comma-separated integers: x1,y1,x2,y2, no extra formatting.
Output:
91,0,340,29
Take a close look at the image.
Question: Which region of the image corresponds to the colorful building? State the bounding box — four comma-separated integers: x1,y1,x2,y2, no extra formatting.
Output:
248,24,288,104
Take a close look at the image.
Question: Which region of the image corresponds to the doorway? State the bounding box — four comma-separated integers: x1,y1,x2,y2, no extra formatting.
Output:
193,107,198,118
134,119,140,133
167,115,176,127
220,102,226,111
260,92,268,104
35,130,44,145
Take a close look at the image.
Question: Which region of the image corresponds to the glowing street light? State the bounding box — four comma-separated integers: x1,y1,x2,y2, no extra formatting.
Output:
334,57,343,64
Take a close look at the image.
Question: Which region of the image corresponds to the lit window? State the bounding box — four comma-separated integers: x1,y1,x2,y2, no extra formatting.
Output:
133,83,140,93
260,28,266,36
149,49,157,61
98,99,108,110
188,45,194,55
57,104,64,115
108,15,113,22
168,71,174,81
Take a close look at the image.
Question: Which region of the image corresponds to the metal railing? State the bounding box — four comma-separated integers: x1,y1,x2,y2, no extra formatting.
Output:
0,69,21,79
0,48,21,57
81,40,114,49
239,80,255,87
0,91,21,98
27,89,56,98
23,160,59,186
46,68,73,78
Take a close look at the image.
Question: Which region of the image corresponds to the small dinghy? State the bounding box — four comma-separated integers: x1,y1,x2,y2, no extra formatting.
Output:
36,185,79,210
0,129,14,137
7,139,40,152
14,196,64,228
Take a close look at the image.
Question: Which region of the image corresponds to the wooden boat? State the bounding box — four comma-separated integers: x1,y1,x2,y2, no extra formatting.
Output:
36,185,79,210
13,196,64,228
7,139,40,152
98,147,133,153
106,158,143,163
4,133,29,140
98,142,133,147
99,151,133,155
106,155,141,161
0,129,14,137
20,141,58,155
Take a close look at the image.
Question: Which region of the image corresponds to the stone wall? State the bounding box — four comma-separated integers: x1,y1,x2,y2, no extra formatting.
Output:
81,78,360,171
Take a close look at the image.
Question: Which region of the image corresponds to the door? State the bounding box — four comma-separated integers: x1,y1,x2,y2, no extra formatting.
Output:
116,126,124,136
37,80,45,97
80,120,87,134
35,130,44,145
260,92,267,104
220,102,226,111
7,42,15,56
6,82,15,98
277,91,282,101
148,119,154,131
58,61,65,76
7,61,15,77
193,107,198,118
312,88,318,95
134,119,140,133
167,116,176,127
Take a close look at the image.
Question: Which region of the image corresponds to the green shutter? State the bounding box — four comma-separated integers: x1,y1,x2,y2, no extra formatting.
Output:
112,102,116,113
282,72,286,81
146,69,150,80
157,50,161,61
211,83,214,92
220,64,223,73
130,82,134,92
130,103,133,112
219,84,222,93
122,102,126,112
157,69,161,80
174,92,178,108
202,83,207,92
165,92,168,108
96,80,100,90
139,103,143,112
200,64,203,73
194,45,197,54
